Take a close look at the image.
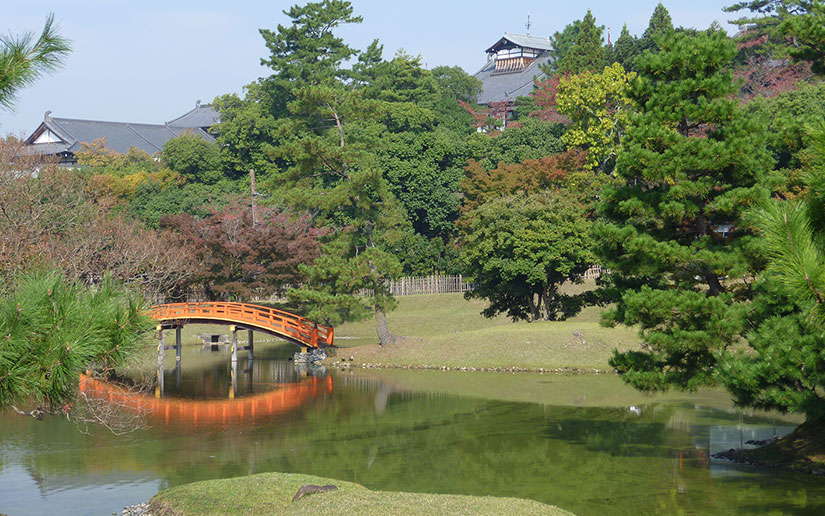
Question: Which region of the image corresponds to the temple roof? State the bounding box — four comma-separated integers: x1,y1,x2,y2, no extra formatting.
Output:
474,53,552,104
167,102,220,129
23,104,218,158
485,33,553,54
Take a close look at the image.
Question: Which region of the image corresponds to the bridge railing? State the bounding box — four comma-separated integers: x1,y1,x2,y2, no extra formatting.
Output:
149,302,333,348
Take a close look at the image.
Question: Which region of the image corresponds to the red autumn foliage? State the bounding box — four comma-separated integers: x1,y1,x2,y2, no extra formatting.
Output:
161,201,324,300
735,31,813,101
459,149,588,221
459,99,513,131
528,75,569,124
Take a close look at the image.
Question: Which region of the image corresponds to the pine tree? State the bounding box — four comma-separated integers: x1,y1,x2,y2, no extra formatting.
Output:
260,1,407,345
0,270,152,412
612,24,641,70
258,0,362,118
717,119,825,422
639,3,674,53
557,11,606,75
547,20,581,73
596,28,773,391
0,13,70,111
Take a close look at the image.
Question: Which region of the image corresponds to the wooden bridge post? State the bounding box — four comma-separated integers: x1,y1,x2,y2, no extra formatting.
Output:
247,329,254,361
175,327,182,363
156,325,165,398
230,325,238,365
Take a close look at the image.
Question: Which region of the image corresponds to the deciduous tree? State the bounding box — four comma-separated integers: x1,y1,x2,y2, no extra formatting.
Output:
461,192,594,321
161,203,322,301
556,62,636,172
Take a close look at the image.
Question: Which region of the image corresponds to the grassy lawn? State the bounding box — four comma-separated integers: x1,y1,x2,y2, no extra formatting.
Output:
149,472,572,516
331,282,639,371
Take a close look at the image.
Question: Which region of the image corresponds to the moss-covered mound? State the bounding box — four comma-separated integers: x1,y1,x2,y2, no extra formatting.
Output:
150,472,573,515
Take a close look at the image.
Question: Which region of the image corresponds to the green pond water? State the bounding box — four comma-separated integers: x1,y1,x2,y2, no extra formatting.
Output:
1,341,824,515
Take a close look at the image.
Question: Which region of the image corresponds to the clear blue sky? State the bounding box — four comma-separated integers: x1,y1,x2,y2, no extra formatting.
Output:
1,0,741,137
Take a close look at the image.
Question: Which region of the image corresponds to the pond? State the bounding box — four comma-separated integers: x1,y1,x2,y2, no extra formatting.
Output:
1,341,824,515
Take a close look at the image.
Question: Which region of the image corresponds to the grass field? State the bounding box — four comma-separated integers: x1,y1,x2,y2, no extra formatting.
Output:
331,281,639,371
149,472,572,516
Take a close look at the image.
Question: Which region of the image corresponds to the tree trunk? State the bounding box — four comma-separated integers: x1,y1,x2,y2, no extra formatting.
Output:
696,207,725,297
374,307,395,346
543,286,558,320
528,292,543,321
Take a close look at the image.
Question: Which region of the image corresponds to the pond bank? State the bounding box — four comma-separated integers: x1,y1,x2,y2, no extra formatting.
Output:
713,421,825,476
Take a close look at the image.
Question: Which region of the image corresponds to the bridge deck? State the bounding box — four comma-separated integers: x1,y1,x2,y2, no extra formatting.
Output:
149,302,333,348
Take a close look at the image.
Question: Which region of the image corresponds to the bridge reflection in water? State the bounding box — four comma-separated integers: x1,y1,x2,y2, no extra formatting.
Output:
78,366,333,430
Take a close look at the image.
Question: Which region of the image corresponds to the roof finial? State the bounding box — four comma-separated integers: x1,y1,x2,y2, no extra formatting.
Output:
44,110,52,119
196,99,201,108
525,13,532,36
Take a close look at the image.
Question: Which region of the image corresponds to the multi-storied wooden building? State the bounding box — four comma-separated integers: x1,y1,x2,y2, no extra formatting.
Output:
474,33,553,107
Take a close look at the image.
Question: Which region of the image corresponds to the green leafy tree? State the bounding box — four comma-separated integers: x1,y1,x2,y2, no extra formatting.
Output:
212,87,279,179
461,192,594,321
596,28,773,391
743,81,825,173
0,13,70,111
557,10,606,75
556,62,636,172
127,179,237,229
162,132,223,184
467,117,566,170
0,269,152,413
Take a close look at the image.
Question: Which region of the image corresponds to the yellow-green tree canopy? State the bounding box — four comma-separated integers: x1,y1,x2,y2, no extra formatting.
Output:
556,62,636,173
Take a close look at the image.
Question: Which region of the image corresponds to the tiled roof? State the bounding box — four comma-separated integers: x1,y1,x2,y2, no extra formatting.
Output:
24,105,218,158
486,33,554,54
167,103,220,129
474,54,552,104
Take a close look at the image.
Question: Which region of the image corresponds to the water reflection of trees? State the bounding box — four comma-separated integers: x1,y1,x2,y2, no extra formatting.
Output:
541,405,679,458
3,373,825,515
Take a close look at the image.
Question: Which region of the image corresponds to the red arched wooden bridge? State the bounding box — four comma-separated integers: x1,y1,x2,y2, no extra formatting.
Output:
149,302,333,348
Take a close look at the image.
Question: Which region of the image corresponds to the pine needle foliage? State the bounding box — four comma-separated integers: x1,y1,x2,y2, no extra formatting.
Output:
597,28,773,392
717,121,825,421
0,269,152,411
0,13,71,110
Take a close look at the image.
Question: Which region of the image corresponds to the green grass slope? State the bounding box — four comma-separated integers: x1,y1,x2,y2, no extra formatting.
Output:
150,472,573,516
